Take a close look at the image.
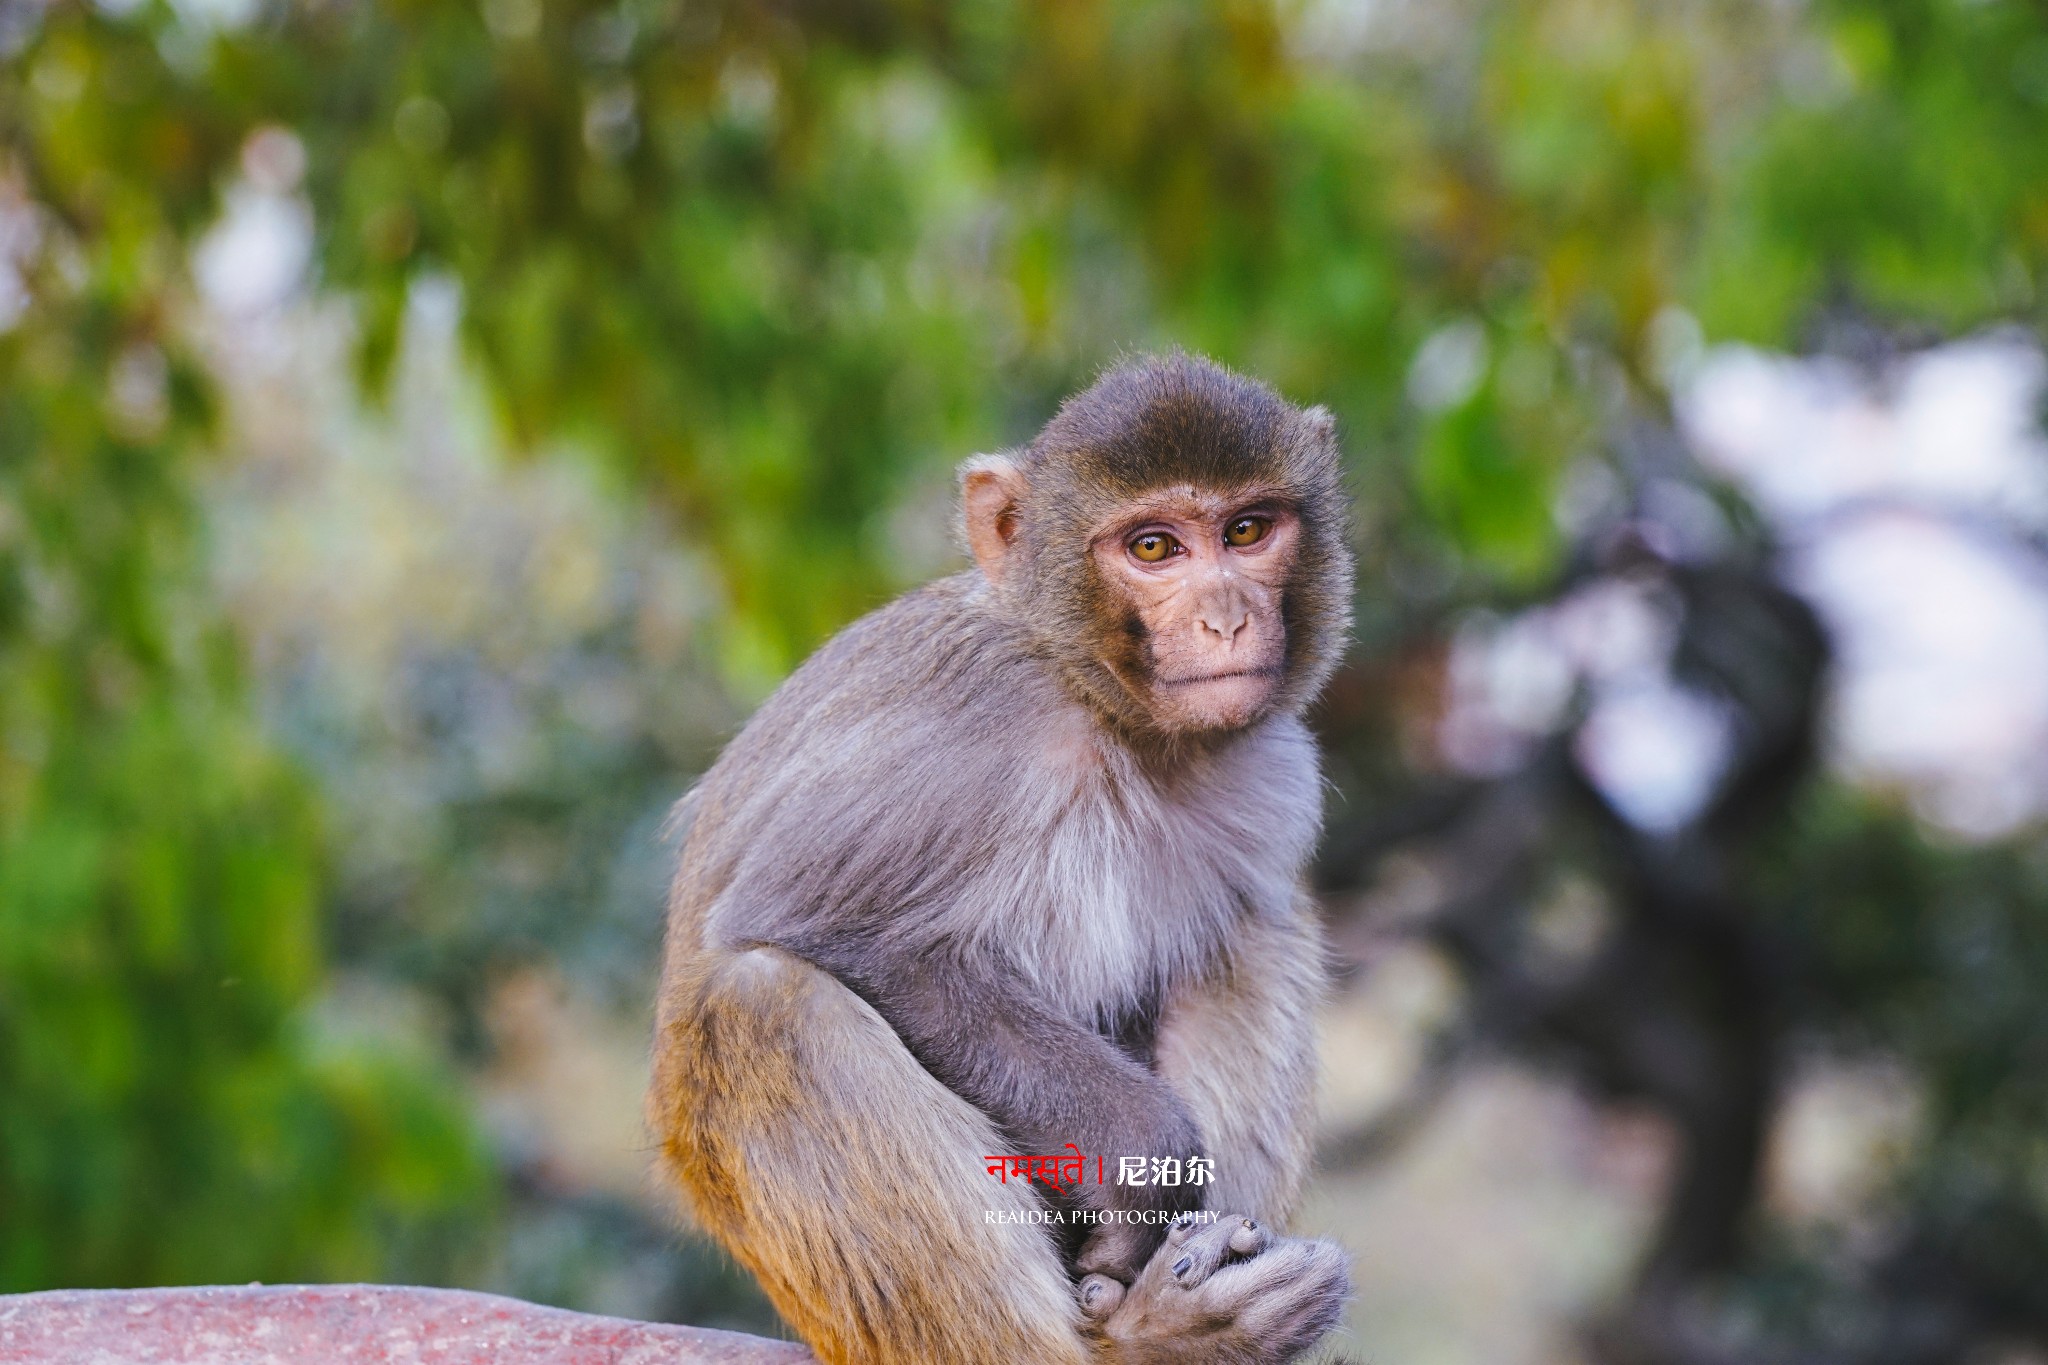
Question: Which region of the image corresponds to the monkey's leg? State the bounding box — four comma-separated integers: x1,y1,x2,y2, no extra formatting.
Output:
1150,895,1324,1225
652,946,1093,1365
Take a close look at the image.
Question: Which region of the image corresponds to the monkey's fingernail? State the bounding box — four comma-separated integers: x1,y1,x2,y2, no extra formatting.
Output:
1243,1219,1257,1231
1173,1211,1194,1227
1171,1255,1193,1278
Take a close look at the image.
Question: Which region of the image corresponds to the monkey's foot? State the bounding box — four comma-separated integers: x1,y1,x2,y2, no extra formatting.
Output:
1079,1213,1349,1364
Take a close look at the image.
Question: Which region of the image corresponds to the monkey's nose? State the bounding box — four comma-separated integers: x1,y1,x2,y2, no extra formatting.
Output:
1197,606,1250,646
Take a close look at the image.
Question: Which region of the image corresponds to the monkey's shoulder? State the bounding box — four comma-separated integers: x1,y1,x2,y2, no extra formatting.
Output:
683,574,1054,851
814,572,1032,685
723,573,1050,760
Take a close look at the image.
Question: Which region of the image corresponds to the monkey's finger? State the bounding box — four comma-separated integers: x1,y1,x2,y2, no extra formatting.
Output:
1162,1214,1249,1289
1166,1210,1206,1246
1225,1217,1270,1261
1078,1273,1125,1320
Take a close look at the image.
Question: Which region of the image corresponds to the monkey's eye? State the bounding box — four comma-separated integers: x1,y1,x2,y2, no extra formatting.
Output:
1129,532,1182,563
1223,516,1270,548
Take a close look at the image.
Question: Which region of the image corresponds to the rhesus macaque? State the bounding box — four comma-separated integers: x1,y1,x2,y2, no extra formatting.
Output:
649,353,1354,1364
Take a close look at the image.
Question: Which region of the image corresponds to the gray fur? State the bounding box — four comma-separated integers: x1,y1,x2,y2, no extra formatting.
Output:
652,353,1353,1362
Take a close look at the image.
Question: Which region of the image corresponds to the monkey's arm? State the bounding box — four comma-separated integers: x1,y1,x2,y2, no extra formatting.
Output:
773,933,1204,1270
1150,896,1324,1226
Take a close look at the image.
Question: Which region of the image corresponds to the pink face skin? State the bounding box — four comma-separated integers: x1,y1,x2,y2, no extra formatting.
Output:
1089,487,1300,733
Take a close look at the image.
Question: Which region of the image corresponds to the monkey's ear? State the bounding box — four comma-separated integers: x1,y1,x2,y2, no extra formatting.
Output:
1294,405,1340,478
959,453,1028,586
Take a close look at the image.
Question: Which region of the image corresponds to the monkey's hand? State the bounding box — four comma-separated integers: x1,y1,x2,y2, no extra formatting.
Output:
1070,1095,1205,1284
1074,1214,1169,1289
1079,1213,1350,1365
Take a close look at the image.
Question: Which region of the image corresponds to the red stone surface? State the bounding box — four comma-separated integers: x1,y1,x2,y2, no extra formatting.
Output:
0,1284,815,1365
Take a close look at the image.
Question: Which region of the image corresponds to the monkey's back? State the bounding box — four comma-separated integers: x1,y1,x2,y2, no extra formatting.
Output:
656,572,1052,957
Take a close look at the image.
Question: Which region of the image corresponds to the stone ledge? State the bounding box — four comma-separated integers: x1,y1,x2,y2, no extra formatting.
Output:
0,1283,815,1364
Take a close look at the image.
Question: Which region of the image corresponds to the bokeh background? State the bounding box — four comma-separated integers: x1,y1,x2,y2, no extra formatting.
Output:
6,0,2048,1360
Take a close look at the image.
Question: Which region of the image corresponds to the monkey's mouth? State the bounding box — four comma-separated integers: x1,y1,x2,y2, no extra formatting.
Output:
1156,666,1283,687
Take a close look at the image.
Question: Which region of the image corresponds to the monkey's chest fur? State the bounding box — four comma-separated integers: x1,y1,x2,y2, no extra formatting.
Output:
941,717,1324,1023
696,705,1323,1032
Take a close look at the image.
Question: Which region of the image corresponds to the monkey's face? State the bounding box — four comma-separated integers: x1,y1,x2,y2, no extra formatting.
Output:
1088,487,1300,733
962,355,1353,742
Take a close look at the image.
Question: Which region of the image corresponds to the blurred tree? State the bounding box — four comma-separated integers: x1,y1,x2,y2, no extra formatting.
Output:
0,3,488,1291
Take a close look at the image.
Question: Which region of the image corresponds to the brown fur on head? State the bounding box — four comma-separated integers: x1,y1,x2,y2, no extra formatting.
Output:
962,352,1353,743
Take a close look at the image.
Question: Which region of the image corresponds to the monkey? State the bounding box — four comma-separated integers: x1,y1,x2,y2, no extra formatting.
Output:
648,352,1354,1364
